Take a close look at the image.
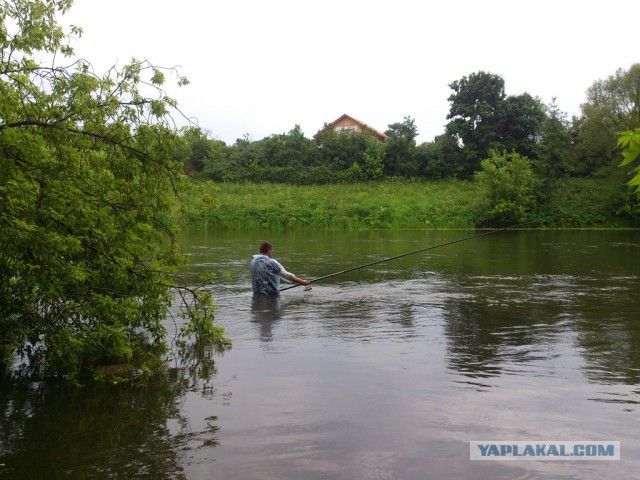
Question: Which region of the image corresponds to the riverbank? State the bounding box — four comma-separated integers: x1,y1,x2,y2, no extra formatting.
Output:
175,178,639,230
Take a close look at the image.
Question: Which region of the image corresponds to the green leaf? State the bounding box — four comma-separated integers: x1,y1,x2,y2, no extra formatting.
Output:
620,148,640,167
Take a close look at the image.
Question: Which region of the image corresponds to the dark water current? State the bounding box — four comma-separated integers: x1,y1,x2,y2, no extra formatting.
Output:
1,230,639,479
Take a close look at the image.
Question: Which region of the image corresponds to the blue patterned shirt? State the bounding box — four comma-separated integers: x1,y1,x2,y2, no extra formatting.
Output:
250,254,293,295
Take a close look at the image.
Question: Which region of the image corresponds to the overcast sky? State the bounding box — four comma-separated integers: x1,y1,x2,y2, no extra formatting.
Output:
62,0,638,144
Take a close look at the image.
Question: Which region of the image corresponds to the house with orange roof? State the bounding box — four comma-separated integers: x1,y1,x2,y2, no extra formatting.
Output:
319,114,389,141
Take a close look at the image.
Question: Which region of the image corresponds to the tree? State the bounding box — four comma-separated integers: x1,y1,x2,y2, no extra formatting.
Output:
444,71,547,177
587,64,640,129
314,126,386,181
536,98,574,181
384,116,418,176
196,137,229,180
358,134,386,180
1,0,228,379
499,93,546,158
445,71,506,176
252,125,321,182
416,134,462,179
574,64,640,175
172,127,223,174
199,125,329,184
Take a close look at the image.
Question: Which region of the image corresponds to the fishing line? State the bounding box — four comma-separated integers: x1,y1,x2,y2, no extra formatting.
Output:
280,218,545,292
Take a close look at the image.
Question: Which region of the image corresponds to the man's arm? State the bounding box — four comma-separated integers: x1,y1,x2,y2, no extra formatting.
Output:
287,273,310,286
278,270,310,286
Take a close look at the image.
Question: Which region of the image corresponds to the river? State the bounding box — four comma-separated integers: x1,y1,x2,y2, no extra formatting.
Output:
1,230,639,479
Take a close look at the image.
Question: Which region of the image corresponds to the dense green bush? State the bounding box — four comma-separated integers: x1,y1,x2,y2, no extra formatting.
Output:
474,151,539,226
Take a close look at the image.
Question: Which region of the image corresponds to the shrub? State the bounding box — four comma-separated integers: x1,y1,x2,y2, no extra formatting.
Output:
474,151,539,226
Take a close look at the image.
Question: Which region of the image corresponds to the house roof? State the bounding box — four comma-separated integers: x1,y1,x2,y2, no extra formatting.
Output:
325,113,390,140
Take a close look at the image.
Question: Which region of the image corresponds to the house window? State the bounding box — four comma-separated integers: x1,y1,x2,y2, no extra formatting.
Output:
335,125,358,133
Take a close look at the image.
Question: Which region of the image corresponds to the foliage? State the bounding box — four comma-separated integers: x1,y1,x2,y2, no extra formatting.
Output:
341,133,386,181
445,71,507,176
0,0,227,379
499,93,546,158
198,125,328,184
573,64,640,175
541,175,640,227
314,125,387,180
171,126,226,174
586,64,640,129
416,134,463,179
444,71,546,177
535,98,574,181
474,151,539,227
197,123,388,184
618,128,640,194
384,116,418,176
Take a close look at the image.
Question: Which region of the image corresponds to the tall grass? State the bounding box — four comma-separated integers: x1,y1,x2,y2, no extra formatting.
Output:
177,180,483,230
174,177,639,230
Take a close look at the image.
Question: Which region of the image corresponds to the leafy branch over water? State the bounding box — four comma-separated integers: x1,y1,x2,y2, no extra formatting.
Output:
0,0,228,380
618,128,640,193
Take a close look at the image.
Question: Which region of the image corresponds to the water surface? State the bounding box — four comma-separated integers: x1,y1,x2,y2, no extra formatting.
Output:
2,230,639,479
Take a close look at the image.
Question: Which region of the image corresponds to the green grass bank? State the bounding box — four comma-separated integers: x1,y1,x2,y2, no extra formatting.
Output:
175,178,640,230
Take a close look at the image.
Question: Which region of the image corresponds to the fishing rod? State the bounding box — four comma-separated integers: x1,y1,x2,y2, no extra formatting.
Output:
280,218,544,292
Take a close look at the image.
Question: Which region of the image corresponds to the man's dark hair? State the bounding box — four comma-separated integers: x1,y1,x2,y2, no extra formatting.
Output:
259,241,273,254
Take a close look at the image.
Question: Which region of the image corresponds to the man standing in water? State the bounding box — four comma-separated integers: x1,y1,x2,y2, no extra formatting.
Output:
250,241,310,295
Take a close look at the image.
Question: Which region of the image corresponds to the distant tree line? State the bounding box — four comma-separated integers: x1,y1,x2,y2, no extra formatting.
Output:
176,66,640,187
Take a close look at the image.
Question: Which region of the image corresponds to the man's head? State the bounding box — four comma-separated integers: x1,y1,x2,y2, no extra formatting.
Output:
259,241,273,256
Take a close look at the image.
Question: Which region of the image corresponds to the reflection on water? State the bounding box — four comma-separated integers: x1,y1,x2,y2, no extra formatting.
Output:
250,293,284,342
2,230,640,479
0,371,218,479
